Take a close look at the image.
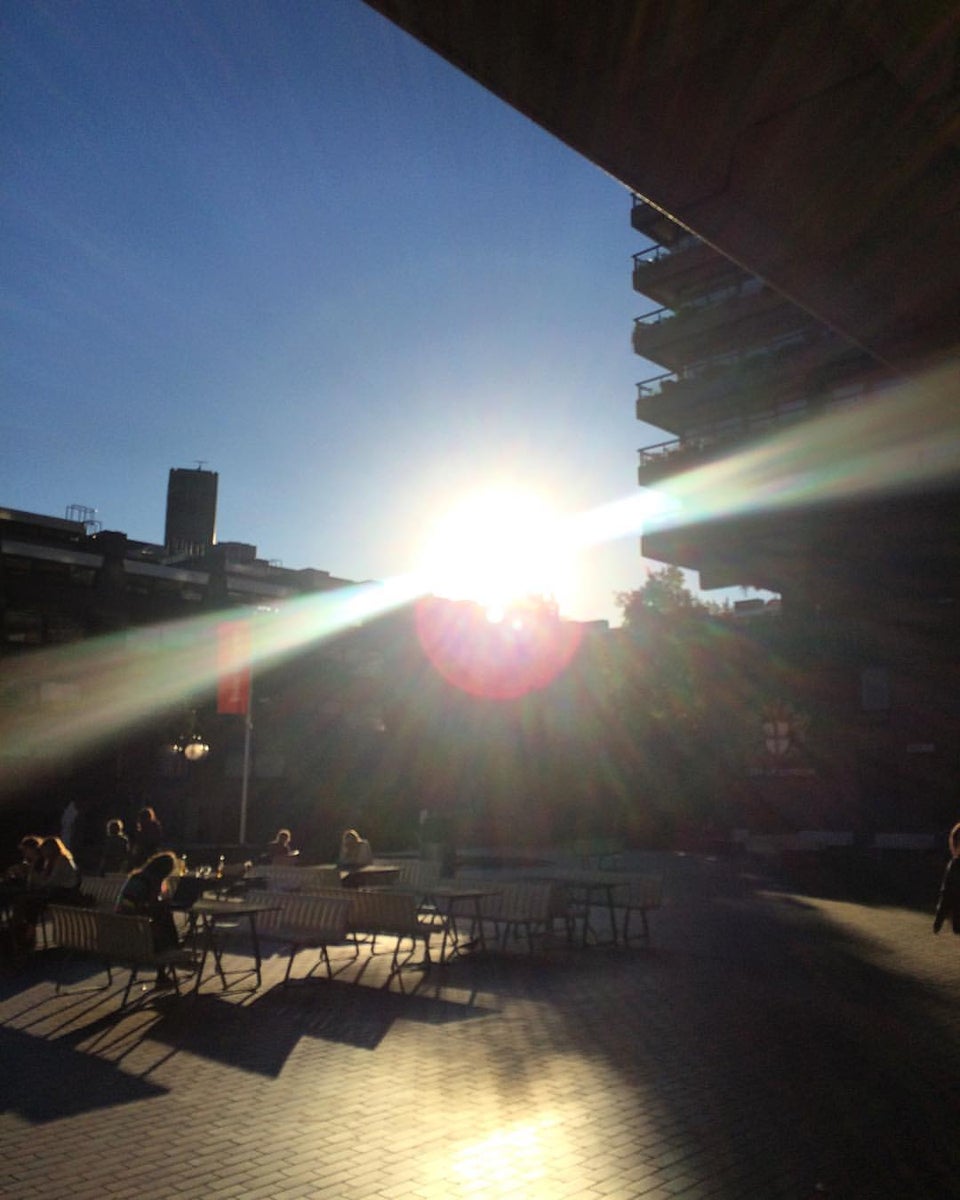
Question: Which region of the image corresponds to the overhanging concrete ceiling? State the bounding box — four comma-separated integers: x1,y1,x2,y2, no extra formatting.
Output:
362,1,960,375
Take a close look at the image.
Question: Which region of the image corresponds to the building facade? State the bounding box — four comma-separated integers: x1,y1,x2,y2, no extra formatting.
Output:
630,199,959,834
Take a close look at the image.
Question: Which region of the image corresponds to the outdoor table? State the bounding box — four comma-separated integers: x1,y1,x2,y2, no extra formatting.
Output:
425,886,502,959
339,864,401,888
190,898,281,993
536,872,629,948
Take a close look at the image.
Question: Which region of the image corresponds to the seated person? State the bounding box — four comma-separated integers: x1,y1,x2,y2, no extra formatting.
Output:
0,839,43,928
338,828,373,886
98,818,130,875
37,836,81,896
116,852,182,987
263,828,299,864
10,836,80,952
4,835,44,886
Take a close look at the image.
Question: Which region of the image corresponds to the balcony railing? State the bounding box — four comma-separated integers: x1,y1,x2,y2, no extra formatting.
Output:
630,194,687,245
634,306,673,327
637,385,871,470
636,370,678,398
631,238,699,267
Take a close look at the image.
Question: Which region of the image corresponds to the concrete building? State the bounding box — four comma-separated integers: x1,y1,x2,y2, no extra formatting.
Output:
361,1,960,832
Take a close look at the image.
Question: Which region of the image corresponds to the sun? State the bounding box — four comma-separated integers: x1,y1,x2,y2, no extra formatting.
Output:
416,487,571,617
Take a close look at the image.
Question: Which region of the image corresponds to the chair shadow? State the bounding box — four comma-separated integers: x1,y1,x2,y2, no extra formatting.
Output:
0,1023,168,1124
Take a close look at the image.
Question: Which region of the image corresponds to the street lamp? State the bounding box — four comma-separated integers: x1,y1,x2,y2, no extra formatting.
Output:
169,710,210,761
181,733,210,761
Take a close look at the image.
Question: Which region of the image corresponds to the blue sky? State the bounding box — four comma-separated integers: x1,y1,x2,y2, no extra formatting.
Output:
2,0,677,625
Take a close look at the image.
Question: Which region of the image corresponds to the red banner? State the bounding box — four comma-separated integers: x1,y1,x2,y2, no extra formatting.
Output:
217,620,252,714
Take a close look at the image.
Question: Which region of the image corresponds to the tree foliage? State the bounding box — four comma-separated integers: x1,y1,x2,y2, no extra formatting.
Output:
616,565,708,626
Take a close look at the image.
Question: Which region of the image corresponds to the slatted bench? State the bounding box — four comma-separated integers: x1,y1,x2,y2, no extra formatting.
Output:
568,838,626,870
375,858,444,915
48,904,198,1007
240,889,354,984
612,875,663,944
255,864,343,892
78,874,128,910
348,889,450,983
477,882,562,955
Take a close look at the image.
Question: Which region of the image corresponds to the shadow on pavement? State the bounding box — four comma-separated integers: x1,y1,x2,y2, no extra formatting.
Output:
146,974,493,1072
0,1024,168,1123
556,853,960,1200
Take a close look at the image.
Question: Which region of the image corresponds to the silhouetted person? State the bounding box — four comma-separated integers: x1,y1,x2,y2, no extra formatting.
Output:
263,827,299,864
130,807,163,868
98,818,130,875
933,822,960,936
116,851,181,987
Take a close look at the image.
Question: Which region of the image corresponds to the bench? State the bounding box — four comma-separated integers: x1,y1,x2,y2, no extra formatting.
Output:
255,864,343,892
568,838,625,870
348,889,450,983
478,882,562,955
612,875,663,944
240,889,354,984
78,874,128,910
375,858,444,914
48,904,198,1007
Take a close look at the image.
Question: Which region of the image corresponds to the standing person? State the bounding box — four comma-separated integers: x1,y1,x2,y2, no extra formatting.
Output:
130,807,163,868
933,822,960,936
116,852,181,987
98,819,130,875
59,799,80,853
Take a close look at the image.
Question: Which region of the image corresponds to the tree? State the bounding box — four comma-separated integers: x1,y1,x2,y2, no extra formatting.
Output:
616,565,708,626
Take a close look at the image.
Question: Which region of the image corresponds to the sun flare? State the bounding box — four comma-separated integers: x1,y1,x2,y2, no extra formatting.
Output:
417,488,571,616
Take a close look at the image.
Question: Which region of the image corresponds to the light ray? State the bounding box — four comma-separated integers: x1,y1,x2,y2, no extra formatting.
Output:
642,365,959,534
0,575,422,794
4,366,956,788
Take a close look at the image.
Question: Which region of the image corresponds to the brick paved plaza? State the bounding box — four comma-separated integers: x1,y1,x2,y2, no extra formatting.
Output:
1,853,958,1200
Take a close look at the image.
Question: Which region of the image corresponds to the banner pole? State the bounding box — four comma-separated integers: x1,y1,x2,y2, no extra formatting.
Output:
239,677,253,847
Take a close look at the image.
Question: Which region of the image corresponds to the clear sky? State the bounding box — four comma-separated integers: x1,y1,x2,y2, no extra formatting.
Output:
3,0,678,626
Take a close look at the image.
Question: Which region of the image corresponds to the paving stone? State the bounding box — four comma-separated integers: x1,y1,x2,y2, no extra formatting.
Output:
2,851,958,1199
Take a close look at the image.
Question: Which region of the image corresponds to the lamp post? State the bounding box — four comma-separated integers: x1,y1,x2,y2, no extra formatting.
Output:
170,711,210,761
238,680,253,846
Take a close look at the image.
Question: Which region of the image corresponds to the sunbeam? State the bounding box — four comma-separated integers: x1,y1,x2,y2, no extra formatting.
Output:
641,364,959,534
3,364,955,793
0,576,422,794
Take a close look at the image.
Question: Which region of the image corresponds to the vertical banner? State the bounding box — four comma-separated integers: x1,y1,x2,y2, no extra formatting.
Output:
217,620,252,715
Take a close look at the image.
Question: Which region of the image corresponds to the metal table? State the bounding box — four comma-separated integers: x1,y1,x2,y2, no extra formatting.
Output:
190,899,281,993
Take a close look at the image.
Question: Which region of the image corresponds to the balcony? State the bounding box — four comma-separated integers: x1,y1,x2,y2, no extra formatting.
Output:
635,334,886,433
632,286,823,372
630,194,688,245
632,240,746,309
636,385,872,485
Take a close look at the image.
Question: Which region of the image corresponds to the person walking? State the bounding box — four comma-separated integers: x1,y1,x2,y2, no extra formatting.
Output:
933,822,960,936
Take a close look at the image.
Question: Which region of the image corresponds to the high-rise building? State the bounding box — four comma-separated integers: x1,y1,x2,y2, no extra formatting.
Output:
628,196,947,615
165,467,218,558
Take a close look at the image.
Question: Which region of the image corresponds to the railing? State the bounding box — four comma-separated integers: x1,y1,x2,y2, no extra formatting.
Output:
637,386,871,469
634,330,841,401
631,238,699,267
635,370,678,397
634,306,673,327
